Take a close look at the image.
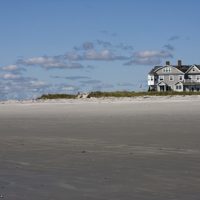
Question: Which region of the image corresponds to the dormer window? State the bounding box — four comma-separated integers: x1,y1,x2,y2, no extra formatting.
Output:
163,67,171,73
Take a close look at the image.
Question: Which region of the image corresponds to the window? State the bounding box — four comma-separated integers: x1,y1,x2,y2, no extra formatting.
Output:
197,76,200,81
179,75,183,81
169,75,174,81
176,85,182,90
159,76,164,81
151,76,153,81
192,68,195,71
163,67,171,73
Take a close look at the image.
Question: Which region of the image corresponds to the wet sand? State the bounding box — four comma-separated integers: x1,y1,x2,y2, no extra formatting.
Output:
0,97,200,199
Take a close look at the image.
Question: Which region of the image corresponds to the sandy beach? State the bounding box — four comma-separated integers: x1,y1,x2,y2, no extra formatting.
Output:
0,96,200,200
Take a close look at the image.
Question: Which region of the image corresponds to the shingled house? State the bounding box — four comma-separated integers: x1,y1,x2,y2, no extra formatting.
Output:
148,60,200,92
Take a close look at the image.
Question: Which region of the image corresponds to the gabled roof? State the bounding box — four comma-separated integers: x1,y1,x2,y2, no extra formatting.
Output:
185,65,200,73
148,66,162,75
157,81,168,86
175,81,183,85
148,64,200,75
196,65,200,70
176,65,190,73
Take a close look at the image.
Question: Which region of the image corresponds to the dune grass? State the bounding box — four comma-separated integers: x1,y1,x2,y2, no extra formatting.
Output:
87,91,200,98
37,94,77,99
37,91,200,99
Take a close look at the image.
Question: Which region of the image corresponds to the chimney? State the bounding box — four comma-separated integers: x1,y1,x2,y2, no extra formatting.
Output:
178,60,182,66
166,61,170,65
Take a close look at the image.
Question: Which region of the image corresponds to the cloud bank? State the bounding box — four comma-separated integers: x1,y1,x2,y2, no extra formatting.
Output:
125,50,173,65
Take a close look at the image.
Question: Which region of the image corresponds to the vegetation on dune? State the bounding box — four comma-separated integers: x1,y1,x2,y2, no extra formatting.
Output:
87,91,138,98
37,94,77,99
87,91,200,98
37,91,200,99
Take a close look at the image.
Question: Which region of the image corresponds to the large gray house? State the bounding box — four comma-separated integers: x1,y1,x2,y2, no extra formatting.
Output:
148,60,200,92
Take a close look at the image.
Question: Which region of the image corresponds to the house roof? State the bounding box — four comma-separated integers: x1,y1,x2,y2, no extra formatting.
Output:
175,81,183,85
176,65,190,73
157,81,168,86
148,64,200,75
185,65,200,73
148,66,162,75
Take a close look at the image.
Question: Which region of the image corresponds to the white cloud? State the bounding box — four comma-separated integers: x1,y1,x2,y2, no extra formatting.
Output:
65,48,129,61
84,49,112,60
29,80,47,87
1,73,21,80
22,56,53,65
65,52,82,61
1,64,25,74
18,56,83,69
133,50,172,59
83,49,128,61
125,50,173,66
2,65,18,71
51,75,90,80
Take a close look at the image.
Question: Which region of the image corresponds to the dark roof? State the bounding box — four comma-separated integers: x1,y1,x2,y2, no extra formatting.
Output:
176,65,190,73
148,66,162,75
149,64,200,74
195,65,200,70
177,65,200,72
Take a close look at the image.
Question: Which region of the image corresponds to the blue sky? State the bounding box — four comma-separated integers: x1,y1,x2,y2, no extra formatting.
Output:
0,0,200,99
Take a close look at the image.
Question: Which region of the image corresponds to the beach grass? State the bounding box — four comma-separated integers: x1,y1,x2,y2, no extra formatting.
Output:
37,91,200,99
87,91,200,98
37,94,77,99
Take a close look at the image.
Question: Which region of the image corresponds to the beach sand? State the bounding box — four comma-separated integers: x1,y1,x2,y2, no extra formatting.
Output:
0,96,200,199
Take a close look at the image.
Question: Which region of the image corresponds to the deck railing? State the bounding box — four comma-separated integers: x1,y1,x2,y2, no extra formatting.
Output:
183,79,200,83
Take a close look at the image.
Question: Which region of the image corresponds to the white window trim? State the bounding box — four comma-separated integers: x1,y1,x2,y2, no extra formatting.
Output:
159,76,164,81
163,67,171,73
188,75,193,79
176,84,182,90
169,75,174,81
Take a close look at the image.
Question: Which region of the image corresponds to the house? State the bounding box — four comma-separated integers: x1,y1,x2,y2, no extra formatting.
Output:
148,60,200,92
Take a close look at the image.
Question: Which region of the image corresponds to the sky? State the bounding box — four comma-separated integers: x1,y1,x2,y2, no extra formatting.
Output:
0,0,200,99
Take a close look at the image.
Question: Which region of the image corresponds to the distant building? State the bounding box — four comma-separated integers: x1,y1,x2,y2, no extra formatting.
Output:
148,60,200,92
